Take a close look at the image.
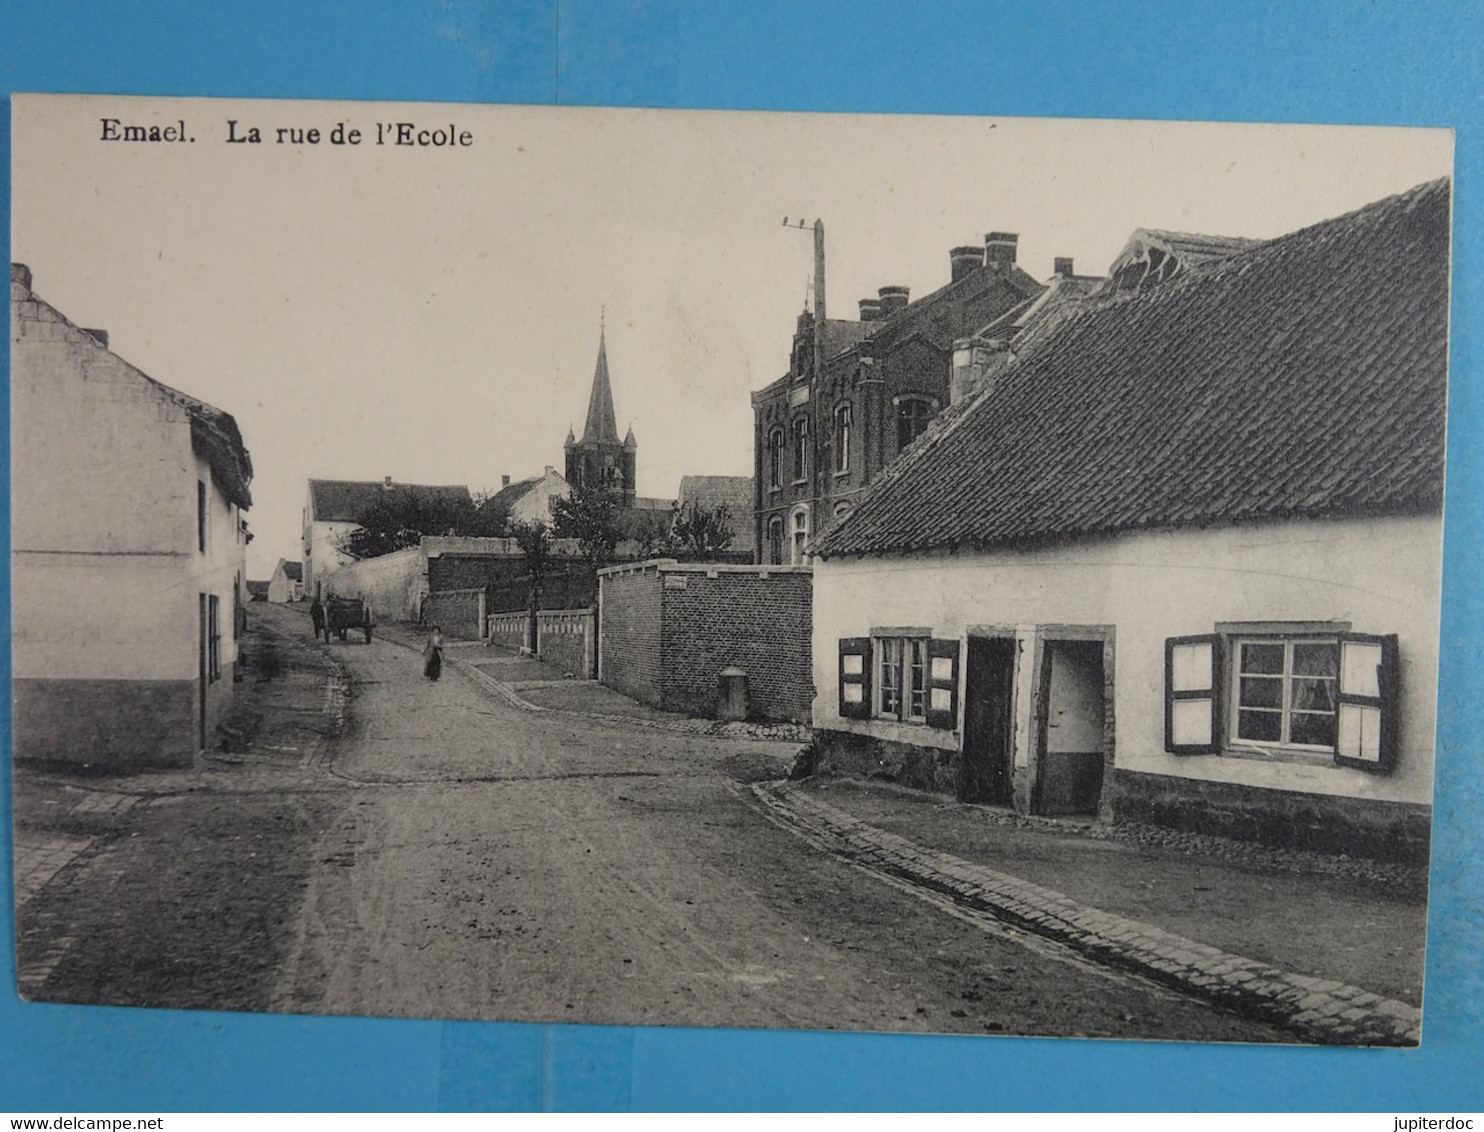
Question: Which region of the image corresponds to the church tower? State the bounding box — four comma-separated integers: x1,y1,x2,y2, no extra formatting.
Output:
564,323,637,506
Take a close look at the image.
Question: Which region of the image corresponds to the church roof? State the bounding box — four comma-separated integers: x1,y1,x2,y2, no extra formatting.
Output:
582,327,621,444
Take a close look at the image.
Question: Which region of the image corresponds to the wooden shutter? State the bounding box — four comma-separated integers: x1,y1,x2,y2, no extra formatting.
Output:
838,637,872,720
925,638,961,730
1334,633,1399,771
1165,634,1222,754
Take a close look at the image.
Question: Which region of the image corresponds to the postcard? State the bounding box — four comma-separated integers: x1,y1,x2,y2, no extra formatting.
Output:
9,93,1451,1044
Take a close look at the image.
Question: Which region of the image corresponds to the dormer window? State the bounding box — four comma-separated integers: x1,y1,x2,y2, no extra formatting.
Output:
896,397,934,452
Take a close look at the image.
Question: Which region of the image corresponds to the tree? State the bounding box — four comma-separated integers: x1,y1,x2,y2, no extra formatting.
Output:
550,481,620,570
333,487,503,560
670,500,735,561
509,519,554,652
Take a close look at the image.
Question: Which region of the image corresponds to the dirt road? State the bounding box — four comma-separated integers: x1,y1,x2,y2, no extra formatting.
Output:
259,611,1286,1040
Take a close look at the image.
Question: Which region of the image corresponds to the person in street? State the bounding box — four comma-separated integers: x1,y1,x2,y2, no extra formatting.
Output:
309,595,326,641
424,624,444,681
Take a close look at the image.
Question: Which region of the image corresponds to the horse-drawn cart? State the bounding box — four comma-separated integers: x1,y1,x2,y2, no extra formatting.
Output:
324,596,374,643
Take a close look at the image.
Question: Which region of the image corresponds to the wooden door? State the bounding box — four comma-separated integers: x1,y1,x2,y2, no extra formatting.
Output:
961,636,1015,804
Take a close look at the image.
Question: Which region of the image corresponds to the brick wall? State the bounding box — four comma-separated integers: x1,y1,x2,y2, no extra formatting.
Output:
537,608,595,677
598,563,663,706
425,588,485,640
659,566,814,722
486,611,530,651
599,561,814,723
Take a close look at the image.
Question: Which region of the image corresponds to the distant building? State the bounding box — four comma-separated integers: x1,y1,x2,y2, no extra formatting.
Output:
267,558,304,603
675,474,755,559
752,227,1050,565
302,477,472,598
487,466,571,528
564,325,638,505
808,180,1449,862
246,580,271,602
11,264,253,769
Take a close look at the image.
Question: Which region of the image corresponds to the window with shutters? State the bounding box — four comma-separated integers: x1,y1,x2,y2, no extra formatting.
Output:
1164,626,1398,771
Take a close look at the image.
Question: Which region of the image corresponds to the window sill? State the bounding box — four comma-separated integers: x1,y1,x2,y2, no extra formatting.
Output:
791,478,809,486
832,469,851,480
1216,743,1336,768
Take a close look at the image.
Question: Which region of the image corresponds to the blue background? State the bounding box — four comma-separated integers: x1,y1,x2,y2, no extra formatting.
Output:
1,0,1481,1112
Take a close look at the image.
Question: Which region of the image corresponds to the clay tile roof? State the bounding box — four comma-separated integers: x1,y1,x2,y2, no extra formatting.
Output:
814,178,1451,559
309,479,472,522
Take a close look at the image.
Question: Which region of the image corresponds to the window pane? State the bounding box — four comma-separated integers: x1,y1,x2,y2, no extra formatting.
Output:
908,640,926,717
1239,642,1284,675
1341,641,1384,698
1239,676,1283,709
1291,676,1336,712
842,653,863,676
1293,642,1338,677
1171,698,1212,746
930,687,951,712
1237,708,1281,742
1290,711,1337,748
1338,703,1382,761
1171,642,1212,692
931,656,954,681
843,683,864,704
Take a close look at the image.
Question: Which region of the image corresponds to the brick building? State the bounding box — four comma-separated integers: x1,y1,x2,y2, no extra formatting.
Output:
751,226,1050,564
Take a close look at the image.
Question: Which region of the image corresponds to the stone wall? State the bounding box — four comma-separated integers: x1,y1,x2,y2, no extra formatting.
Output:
320,546,425,623
425,588,485,640
597,562,664,706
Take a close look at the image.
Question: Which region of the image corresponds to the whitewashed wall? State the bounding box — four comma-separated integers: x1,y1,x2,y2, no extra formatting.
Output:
813,514,1441,807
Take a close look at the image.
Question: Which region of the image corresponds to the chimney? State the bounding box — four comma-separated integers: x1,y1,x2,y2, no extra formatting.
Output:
951,335,1013,404
382,476,393,491
877,285,910,316
950,245,984,283
83,328,109,348
1053,257,1074,277
858,297,883,322
984,231,1019,268
11,263,32,290
543,465,553,476
501,474,511,487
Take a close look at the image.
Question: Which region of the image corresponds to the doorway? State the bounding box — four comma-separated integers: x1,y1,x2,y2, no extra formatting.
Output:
961,636,1016,804
1035,638,1107,816
198,592,209,752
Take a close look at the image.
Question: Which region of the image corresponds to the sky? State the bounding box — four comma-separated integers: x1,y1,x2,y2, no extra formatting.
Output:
9,95,1453,578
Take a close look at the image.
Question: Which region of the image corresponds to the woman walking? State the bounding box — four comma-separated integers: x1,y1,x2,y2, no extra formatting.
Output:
423,625,444,681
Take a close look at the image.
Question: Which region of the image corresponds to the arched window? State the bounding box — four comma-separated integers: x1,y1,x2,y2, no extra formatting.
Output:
792,417,810,482
768,428,784,490
767,517,785,565
896,397,933,452
834,402,852,473
790,505,810,565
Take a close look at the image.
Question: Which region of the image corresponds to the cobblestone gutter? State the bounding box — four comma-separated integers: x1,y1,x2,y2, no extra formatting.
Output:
752,781,1421,1047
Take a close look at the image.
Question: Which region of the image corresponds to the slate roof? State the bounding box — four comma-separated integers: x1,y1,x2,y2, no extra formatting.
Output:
308,479,472,522
246,580,270,600
277,560,303,582
678,475,755,551
814,178,1450,559
485,476,540,512
582,327,620,444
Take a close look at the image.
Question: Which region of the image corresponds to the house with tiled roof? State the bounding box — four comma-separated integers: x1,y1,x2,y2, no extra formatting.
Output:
11,263,254,769
808,179,1450,862
487,466,571,529
301,476,472,597
752,229,1050,565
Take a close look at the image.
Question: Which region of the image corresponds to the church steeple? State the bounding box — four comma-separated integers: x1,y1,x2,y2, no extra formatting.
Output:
582,323,620,445
565,316,637,506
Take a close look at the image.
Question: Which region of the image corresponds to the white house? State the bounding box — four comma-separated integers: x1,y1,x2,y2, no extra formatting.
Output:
808,180,1449,862
302,477,471,598
487,466,570,528
10,264,254,769
267,558,304,603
